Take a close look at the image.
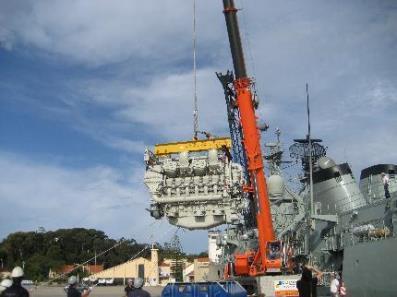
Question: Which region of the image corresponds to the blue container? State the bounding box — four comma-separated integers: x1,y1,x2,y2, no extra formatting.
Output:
161,281,247,297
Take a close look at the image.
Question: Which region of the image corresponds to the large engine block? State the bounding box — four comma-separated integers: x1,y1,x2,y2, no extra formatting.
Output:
144,139,245,230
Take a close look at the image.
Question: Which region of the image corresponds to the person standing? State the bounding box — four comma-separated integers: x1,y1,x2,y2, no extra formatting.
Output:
297,262,322,297
0,266,29,297
381,172,391,199
0,279,12,294
124,279,134,297
330,273,340,297
128,278,151,297
66,276,90,297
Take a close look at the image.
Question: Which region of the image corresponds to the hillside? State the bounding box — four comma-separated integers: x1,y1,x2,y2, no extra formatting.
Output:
0,228,201,280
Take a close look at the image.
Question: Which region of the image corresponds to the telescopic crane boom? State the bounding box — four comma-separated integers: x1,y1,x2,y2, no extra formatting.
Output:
222,0,280,276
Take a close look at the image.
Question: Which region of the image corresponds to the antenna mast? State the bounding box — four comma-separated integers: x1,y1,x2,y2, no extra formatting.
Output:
306,83,314,216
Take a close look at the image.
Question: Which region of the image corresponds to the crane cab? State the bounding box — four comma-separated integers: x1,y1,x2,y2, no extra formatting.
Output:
231,241,282,277
265,241,282,273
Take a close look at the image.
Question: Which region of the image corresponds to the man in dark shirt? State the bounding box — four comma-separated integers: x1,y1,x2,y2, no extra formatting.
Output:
297,262,322,297
66,276,90,297
0,266,29,297
124,279,134,297
128,278,150,297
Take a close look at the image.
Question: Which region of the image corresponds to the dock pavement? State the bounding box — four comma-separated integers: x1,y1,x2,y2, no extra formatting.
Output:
28,285,163,297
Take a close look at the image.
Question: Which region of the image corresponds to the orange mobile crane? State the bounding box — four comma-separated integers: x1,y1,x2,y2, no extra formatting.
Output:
220,0,282,277
145,0,284,279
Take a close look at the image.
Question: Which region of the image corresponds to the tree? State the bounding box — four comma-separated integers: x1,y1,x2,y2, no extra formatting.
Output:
0,228,151,280
167,234,184,282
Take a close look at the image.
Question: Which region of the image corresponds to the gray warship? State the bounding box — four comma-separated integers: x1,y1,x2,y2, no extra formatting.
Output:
142,1,397,296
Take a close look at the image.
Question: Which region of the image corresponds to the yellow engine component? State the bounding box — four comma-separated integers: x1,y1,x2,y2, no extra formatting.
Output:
154,137,231,156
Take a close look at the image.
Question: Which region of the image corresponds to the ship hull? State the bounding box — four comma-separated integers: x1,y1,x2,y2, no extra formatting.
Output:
343,236,397,297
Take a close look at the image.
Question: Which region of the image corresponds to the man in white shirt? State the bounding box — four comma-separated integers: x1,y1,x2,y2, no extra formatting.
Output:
330,273,340,297
381,172,391,199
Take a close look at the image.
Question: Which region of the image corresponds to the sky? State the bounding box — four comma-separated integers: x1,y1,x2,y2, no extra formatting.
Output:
0,0,396,255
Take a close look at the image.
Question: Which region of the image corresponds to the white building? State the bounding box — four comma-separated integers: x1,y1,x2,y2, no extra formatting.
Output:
208,231,223,263
90,248,159,286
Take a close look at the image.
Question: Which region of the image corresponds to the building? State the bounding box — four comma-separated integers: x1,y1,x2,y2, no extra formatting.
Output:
192,257,210,282
159,261,171,285
69,248,211,286
89,248,159,285
49,264,103,279
0,270,11,279
208,231,223,263
183,263,194,282
159,258,192,284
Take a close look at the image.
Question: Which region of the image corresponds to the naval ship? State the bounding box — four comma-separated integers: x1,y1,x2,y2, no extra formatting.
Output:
268,136,397,297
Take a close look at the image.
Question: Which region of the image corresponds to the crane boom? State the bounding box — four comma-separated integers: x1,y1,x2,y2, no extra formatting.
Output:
222,0,277,275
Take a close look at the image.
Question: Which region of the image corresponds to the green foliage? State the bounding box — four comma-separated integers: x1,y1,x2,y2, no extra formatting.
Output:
0,228,148,281
0,228,207,282
166,235,184,282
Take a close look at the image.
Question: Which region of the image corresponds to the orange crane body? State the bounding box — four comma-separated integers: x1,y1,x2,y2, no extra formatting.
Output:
222,0,281,276
233,78,277,276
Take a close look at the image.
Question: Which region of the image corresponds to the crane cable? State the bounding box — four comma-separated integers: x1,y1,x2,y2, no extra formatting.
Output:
193,0,199,140
238,0,261,106
239,0,257,79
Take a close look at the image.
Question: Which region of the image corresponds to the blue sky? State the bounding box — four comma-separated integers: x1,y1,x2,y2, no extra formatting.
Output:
1,0,396,254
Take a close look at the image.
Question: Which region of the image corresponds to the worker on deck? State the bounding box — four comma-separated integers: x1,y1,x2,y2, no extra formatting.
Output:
381,172,391,199
127,278,151,297
330,273,340,297
0,266,29,297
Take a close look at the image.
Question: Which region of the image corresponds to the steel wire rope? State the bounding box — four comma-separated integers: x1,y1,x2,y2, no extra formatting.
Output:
192,0,199,139
237,0,258,82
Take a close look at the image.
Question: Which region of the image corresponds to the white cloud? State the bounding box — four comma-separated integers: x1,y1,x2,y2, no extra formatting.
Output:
0,153,150,239
3,0,395,146
116,69,231,139
67,68,233,141
105,137,146,154
0,152,195,248
0,0,224,66
0,28,13,50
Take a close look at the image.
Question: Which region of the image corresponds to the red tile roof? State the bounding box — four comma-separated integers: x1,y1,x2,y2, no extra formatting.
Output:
197,257,209,262
86,265,103,274
56,264,103,274
160,263,170,267
58,265,75,274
